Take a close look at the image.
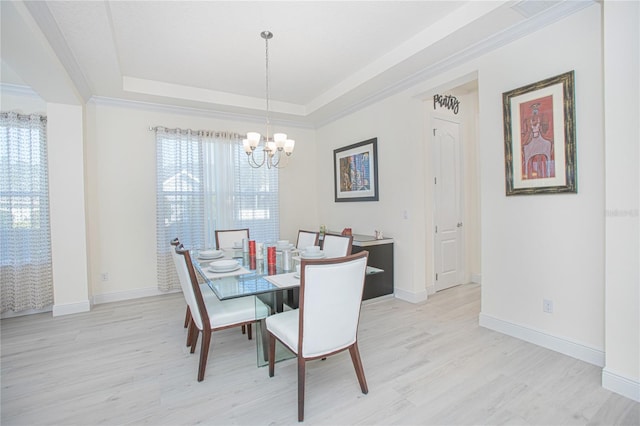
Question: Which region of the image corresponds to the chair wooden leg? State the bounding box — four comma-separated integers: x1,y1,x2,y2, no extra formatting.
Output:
197,330,212,382
247,323,252,340
298,356,306,422
189,326,199,354
348,342,368,394
268,333,276,377
186,318,194,347
184,306,191,328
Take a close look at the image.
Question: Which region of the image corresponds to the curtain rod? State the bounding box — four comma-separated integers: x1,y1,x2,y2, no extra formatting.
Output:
148,126,244,139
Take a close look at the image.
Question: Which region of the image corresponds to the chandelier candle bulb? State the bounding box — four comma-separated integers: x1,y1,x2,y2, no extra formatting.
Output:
284,139,295,154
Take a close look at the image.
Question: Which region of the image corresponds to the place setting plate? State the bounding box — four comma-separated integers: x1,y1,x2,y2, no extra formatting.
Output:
300,250,325,259
208,259,241,273
198,249,224,261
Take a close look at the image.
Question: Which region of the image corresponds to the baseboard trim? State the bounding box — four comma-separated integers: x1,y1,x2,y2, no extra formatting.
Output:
1,306,52,319
394,288,428,303
93,287,181,305
602,368,640,402
479,312,605,367
52,300,91,317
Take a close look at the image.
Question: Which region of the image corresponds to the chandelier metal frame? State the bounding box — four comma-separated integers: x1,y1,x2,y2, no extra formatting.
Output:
243,31,294,169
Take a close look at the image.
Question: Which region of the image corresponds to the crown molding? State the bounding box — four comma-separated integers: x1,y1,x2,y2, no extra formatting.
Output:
89,96,315,130
314,0,595,128
0,83,42,98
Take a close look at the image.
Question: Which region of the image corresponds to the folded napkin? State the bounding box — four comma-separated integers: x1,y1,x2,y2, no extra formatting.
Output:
203,266,251,279
264,272,300,289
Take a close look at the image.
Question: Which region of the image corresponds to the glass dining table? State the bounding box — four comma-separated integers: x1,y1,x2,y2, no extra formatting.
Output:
192,247,384,367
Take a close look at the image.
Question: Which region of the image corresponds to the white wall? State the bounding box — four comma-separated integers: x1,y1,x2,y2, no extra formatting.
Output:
47,103,90,315
84,100,317,302
602,0,640,402
477,6,606,364
316,94,428,301
317,5,609,365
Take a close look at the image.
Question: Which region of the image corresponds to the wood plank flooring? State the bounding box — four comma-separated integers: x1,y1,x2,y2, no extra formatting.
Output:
2,284,638,425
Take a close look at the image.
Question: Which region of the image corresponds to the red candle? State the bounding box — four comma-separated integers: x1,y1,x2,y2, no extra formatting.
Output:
248,240,256,256
268,264,277,275
267,246,276,265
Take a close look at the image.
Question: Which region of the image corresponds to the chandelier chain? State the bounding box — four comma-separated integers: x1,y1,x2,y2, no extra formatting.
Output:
264,32,271,133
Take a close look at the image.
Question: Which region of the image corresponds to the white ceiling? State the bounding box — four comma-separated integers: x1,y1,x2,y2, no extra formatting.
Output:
1,1,593,127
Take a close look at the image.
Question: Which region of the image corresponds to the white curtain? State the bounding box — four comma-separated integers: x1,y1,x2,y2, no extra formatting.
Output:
155,127,279,291
0,112,54,313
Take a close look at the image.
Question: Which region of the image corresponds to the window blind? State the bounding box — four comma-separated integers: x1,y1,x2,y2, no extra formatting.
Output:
155,127,279,291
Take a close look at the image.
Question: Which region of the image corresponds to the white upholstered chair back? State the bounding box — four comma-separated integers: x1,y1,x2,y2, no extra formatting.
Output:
215,228,249,250
321,234,353,258
172,244,205,331
296,230,319,250
299,252,368,358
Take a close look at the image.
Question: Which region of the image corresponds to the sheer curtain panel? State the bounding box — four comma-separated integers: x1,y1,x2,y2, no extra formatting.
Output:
155,127,279,292
0,112,53,313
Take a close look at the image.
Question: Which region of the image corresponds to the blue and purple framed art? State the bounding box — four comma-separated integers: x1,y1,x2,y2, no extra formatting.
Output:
334,138,379,202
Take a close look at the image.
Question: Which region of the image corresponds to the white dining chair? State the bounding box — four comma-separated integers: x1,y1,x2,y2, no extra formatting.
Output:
170,238,192,331
174,243,269,381
215,228,249,250
296,230,319,250
266,251,369,421
321,233,353,258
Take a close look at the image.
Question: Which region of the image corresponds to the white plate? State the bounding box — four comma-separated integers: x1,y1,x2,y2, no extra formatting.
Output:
301,251,325,259
198,253,224,261
209,259,238,269
208,264,241,273
199,250,223,259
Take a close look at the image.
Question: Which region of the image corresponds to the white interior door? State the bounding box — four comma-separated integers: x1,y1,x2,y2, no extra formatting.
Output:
433,116,464,291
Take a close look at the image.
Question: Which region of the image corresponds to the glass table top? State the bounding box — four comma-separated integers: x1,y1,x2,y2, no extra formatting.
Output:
193,249,383,300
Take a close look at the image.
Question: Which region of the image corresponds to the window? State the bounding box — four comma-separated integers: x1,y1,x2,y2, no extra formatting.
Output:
155,127,279,291
0,112,53,313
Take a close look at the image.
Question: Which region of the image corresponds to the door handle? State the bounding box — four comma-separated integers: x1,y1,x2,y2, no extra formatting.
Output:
457,222,463,228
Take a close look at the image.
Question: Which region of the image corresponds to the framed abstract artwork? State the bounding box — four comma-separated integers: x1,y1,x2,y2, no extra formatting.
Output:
502,70,577,195
334,138,379,202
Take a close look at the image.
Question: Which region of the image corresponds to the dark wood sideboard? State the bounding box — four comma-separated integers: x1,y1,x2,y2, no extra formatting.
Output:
350,235,394,300
320,233,394,300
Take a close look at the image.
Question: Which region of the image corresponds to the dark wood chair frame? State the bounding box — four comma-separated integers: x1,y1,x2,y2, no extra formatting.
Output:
173,236,251,342
295,229,320,248
214,228,250,250
321,233,354,257
268,251,369,421
175,243,257,381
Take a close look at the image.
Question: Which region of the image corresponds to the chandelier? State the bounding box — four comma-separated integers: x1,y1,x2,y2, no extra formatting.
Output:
243,31,295,169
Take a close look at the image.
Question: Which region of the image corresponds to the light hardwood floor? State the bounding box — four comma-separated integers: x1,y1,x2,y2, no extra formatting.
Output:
1,284,638,425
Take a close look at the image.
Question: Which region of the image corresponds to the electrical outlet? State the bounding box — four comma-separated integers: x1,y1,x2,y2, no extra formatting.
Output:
101,272,109,282
543,298,553,313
